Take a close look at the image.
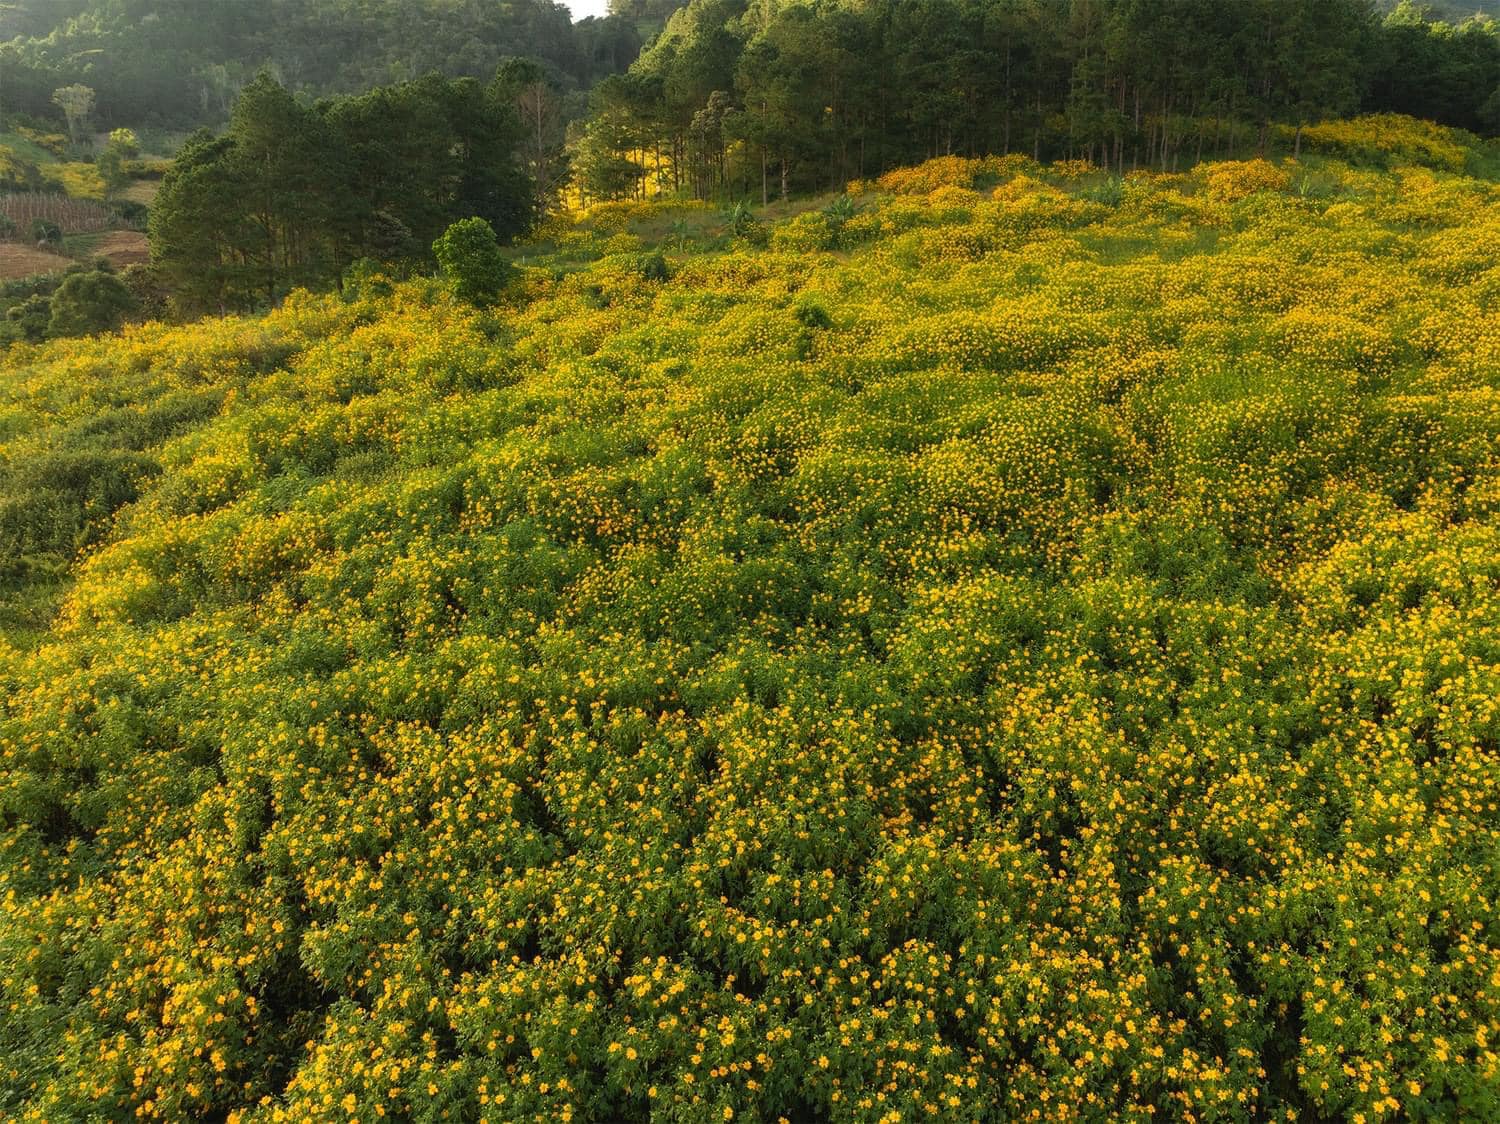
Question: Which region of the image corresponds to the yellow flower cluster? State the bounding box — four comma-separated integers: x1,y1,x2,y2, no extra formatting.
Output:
874,153,1039,195
3,143,1500,1123
1289,113,1477,173
1200,158,1292,202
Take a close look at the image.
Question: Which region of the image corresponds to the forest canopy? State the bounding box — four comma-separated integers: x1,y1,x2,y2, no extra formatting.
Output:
147,72,534,314
0,0,671,128
575,0,1500,202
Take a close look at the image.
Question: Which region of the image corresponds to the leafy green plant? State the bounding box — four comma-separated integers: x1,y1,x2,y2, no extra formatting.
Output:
31,217,61,246
1,146,1498,1124
432,217,515,305
723,200,763,242
46,268,138,337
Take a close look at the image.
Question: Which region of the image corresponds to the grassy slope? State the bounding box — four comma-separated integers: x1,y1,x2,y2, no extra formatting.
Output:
2,144,1500,1121
0,132,61,168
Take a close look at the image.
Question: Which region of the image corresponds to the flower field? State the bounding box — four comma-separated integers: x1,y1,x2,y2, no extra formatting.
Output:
3,146,1500,1121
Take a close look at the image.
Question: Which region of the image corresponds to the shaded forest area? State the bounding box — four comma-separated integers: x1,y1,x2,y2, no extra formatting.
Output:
148,69,541,314
575,0,1500,201
0,0,669,128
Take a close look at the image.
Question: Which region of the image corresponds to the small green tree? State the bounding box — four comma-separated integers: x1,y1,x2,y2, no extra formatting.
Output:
722,200,765,245
46,269,138,337
32,219,61,247
3,294,52,343
97,128,140,197
119,263,170,321
433,217,514,305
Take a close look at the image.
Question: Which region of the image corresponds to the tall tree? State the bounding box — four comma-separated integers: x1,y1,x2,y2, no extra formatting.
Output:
495,58,570,216
51,84,95,147
149,130,251,314
226,73,336,301
150,72,534,313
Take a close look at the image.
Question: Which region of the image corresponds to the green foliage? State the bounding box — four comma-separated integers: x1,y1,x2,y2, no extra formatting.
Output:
433,217,514,305
2,294,52,343
1,0,653,129
822,192,857,225
50,83,94,146
46,268,138,337
341,258,396,302
0,264,146,345
118,263,169,321
631,249,671,281
30,218,61,246
721,200,765,246
584,0,1500,203
95,127,140,197
574,103,649,204
1080,174,1126,206
150,72,533,314
5,150,1500,1123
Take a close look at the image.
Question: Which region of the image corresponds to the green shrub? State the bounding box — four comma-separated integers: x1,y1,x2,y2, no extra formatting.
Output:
634,250,671,282
46,269,138,337
4,294,53,343
31,218,61,246
433,217,515,306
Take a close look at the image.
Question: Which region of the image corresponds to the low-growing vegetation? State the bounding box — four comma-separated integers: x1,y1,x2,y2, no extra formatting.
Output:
2,143,1499,1121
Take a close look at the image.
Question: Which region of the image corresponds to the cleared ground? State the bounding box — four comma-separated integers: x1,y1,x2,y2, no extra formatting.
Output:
92,230,150,268
0,242,72,279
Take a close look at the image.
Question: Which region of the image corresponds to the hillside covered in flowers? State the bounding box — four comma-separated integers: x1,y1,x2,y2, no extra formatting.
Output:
3,123,1500,1121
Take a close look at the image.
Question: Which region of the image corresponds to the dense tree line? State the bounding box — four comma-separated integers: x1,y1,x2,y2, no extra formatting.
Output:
0,0,681,129
148,73,532,314
1369,0,1500,130
577,0,1500,203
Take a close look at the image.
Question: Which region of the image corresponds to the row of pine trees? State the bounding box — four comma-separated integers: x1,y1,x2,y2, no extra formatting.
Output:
575,0,1500,203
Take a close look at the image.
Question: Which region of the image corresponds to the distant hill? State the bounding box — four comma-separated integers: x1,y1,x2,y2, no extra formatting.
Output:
0,0,649,128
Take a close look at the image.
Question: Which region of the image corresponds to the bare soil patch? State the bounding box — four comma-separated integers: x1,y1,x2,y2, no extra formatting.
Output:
93,230,150,268
0,243,71,279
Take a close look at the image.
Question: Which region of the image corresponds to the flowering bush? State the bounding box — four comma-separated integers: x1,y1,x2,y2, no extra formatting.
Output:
1199,157,1292,202
3,142,1500,1124
875,153,1038,195
1290,114,1475,172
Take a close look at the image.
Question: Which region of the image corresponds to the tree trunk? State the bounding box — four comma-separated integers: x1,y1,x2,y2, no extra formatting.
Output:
1159,96,1170,170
